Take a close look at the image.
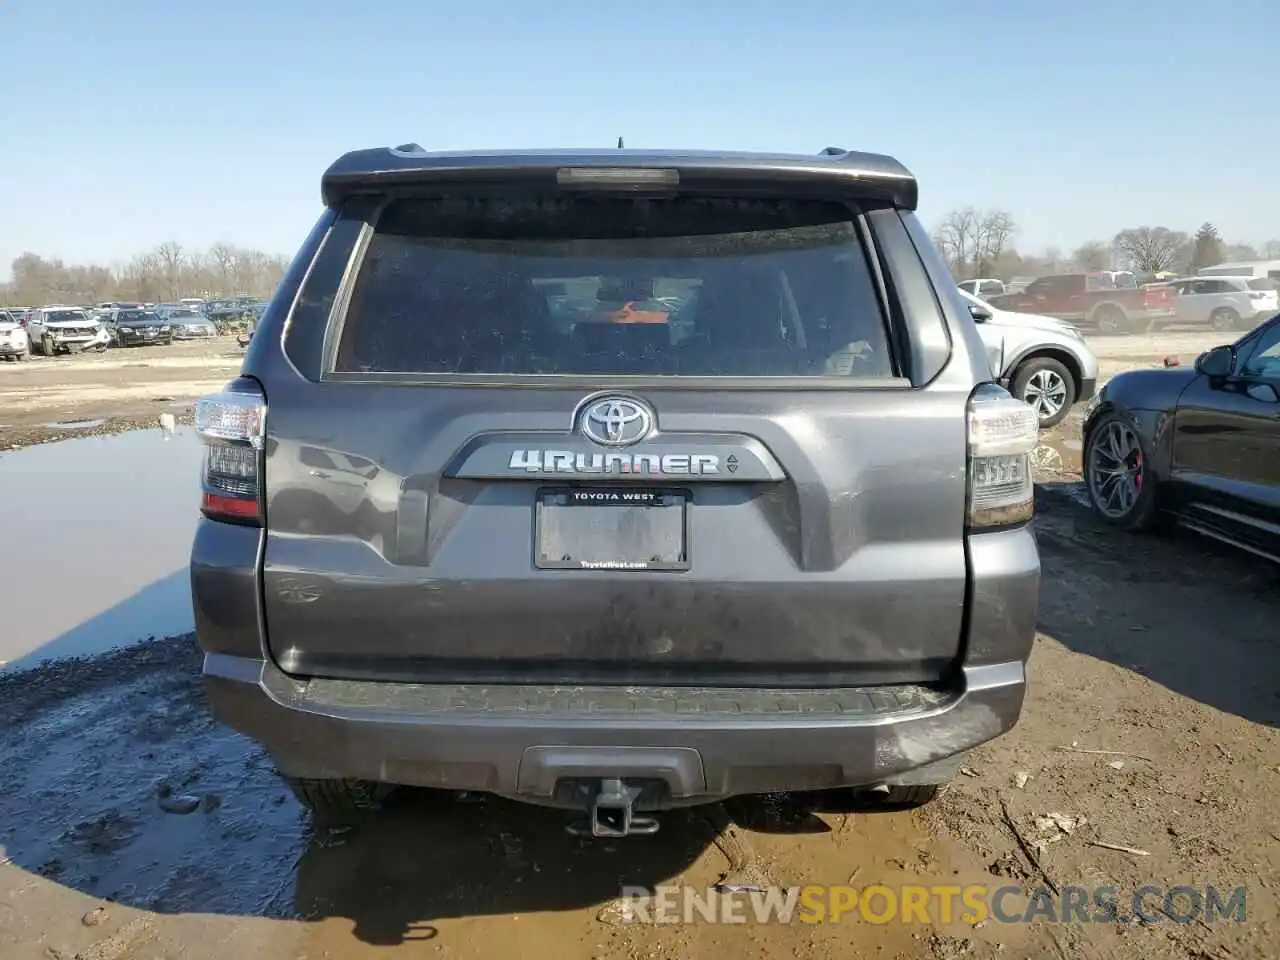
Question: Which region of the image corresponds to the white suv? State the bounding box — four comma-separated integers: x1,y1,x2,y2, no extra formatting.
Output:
1172,276,1279,331
25,306,111,356
959,288,1100,427
0,310,29,361
957,277,1007,299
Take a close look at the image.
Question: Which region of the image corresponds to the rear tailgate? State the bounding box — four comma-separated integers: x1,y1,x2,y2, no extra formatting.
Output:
1141,282,1177,312
258,176,974,687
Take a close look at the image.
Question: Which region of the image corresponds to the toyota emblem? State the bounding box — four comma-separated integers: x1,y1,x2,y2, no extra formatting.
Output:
580,396,654,447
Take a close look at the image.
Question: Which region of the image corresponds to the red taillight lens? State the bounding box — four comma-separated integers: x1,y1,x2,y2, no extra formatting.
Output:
195,383,266,525
201,492,261,519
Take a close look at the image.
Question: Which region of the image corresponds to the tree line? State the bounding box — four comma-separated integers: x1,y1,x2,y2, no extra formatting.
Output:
6,214,1278,308
932,209,1280,281
1,243,291,307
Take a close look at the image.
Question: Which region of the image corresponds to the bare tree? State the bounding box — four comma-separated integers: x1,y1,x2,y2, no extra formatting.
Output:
208,243,237,296
1111,227,1189,274
8,242,287,306
155,241,185,300
933,208,1016,279
1071,241,1111,271
973,211,1016,275
1262,239,1280,259
933,208,979,278
1221,242,1257,263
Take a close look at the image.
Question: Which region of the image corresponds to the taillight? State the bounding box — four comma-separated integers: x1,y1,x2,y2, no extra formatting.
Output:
967,384,1039,529
1249,292,1268,301
195,380,266,525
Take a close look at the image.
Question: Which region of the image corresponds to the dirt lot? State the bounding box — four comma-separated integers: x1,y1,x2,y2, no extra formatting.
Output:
1,328,1276,959
0,339,242,449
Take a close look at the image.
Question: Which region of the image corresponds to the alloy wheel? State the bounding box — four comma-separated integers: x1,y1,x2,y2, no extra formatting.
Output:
1087,419,1144,518
1022,369,1068,422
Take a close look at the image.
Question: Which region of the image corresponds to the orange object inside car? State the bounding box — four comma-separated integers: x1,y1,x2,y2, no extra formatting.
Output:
605,301,670,324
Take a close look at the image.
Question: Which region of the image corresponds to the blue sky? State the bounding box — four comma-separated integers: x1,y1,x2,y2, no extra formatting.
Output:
2,0,1276,276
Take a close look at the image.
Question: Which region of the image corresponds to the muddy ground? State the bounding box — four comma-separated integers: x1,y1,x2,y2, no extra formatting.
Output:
0,339,241,449
2,328,1277,959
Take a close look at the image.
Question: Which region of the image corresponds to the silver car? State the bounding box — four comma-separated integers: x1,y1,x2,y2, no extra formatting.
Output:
959,288,1100,427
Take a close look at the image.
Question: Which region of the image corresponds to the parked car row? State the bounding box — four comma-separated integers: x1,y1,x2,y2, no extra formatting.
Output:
0,301,230,358
965,270,1278,334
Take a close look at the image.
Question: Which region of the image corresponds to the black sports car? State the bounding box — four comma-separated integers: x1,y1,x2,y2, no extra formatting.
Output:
1082,313,1280,561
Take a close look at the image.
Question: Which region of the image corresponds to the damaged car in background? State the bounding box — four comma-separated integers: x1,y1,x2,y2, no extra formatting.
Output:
25,306,111,356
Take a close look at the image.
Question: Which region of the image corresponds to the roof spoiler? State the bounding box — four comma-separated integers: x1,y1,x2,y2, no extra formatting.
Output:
320,146,918,210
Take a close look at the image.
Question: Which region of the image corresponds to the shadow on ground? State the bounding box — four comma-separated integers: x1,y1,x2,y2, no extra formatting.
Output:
1033,482,1280,728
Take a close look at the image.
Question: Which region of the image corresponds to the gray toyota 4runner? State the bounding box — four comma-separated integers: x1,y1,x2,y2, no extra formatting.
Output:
191,145,1041,835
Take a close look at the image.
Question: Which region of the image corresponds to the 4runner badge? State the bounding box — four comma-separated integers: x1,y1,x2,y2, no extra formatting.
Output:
504,394,720,475
507,449,720,475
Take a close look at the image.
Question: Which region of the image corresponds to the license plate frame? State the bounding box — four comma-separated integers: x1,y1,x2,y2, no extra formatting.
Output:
534,487,690,571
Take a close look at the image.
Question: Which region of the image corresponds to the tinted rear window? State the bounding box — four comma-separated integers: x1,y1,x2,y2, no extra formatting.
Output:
334,197,894,378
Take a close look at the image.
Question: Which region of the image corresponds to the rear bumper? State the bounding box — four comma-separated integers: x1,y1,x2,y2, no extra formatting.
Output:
193,517,1037,805
1076,377,1097,403
203,653,1025,805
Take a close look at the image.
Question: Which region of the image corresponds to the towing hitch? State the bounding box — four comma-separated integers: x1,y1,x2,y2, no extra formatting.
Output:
566,778,660,838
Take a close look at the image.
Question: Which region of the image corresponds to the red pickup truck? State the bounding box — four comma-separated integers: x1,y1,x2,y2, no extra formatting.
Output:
986,272,1177,334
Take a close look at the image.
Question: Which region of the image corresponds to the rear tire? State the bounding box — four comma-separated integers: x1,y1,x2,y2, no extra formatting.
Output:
1091,304,1130,334
1209,307,1240,331
284,776,392,826
856,784,943,810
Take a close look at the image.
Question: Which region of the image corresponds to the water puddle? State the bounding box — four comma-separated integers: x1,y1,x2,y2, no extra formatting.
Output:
0,425,203,669
1032,436,1082,475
